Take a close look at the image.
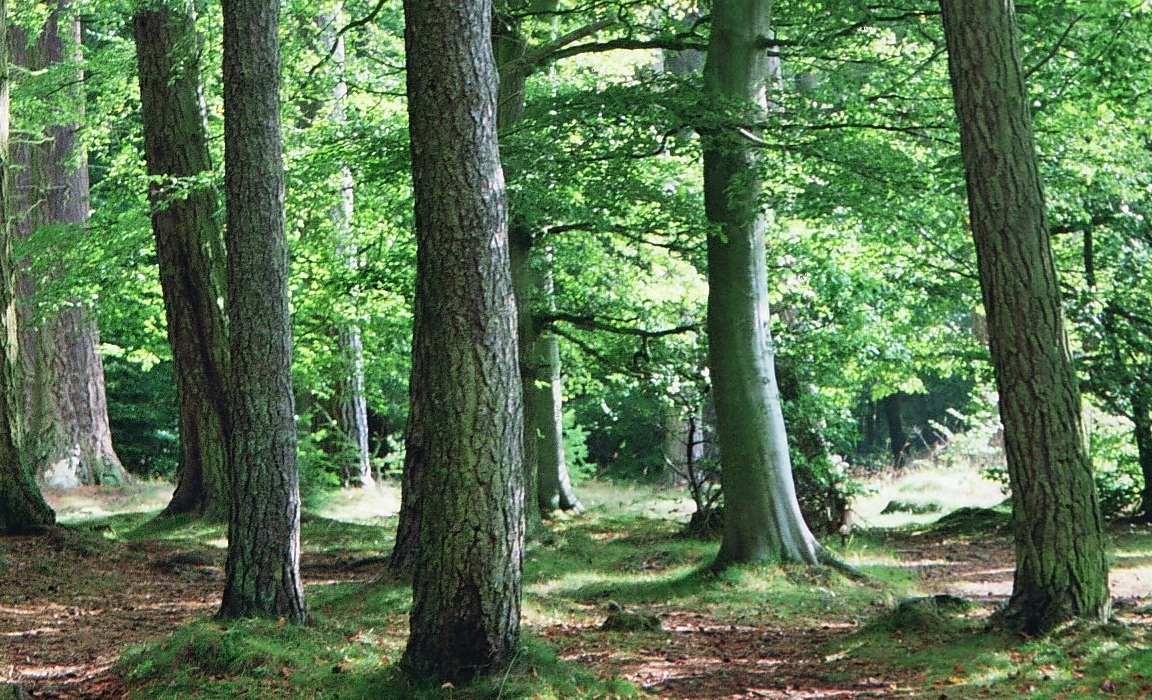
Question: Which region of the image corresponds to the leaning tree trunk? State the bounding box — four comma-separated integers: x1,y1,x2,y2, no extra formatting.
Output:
17,3,128,488
703,0,834,570
400,0,524,684
939,0,1109,634
0,0,53,534
133,0,230,521
218,0,306,623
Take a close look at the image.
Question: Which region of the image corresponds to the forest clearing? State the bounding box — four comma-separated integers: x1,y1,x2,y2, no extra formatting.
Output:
2,469,1150,700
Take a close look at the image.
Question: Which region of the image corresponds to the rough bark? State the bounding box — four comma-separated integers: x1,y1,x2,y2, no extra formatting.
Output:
15,4,127,488
400,0,524,683
133,0,230,521
702,0,836,571
0,0,53,534
939,0,1109,634
218,0,306,623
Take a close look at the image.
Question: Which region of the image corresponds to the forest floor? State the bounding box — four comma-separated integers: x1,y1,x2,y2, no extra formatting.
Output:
1,476,1150,700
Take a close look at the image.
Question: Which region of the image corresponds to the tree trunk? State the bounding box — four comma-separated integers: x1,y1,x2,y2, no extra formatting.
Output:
0,0,53,534
508,222,544,536
939,0,1109,634
322,5,373,489
400,0,523,684
16,4,128,488
702,0,832,570
218,0,306,623
133,0,230,521
1131,389,1152,521
532,326,582,512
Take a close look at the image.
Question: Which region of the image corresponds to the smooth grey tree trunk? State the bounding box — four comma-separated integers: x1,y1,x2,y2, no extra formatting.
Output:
320,5,373,489
702,0,838,570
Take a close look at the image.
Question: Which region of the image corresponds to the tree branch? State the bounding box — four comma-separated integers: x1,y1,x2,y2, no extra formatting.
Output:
543,312,700,338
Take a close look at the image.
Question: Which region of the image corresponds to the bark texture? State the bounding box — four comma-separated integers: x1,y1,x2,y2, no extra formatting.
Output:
218,0,306,623
400,0,524,683
1131,389,1152,520
0,0,53,534
133,1,230,521
939,0,1109,634
15,4,127,488
508,223,544,536
702,0,832,570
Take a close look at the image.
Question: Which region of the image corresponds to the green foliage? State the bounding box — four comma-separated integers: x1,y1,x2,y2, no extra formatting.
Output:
102,355,179,479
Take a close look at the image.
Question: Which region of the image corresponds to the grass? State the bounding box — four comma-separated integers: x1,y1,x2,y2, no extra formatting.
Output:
41,471,1148,700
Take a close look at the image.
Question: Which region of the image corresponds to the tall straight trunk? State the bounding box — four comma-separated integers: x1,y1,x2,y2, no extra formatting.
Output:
939,0,1109,634
320,5,372,489
702,0,834,570
0,0,53,534
508,222,544,535
218,0,306,623
400,0,523,683
532,316,581,512
133,0,230,521
14,4,127,488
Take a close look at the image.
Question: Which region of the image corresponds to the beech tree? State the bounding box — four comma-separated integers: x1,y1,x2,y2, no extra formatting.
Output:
939,0,1110,633
400,0,524,683
702,0,840,570
218,0,306,622
133,0,230,520
0,0,53,535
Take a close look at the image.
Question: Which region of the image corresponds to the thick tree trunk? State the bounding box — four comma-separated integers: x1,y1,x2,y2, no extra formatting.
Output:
702,0,832,570
939,0,1109,634
133,1,230,521
0,0,53,534
400,0,524,684
16,4,127,488
218,0,306,623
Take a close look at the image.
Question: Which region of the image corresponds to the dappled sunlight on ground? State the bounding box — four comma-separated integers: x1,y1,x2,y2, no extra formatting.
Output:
43,482,174,523
852,463,1006,530
310,482,402,523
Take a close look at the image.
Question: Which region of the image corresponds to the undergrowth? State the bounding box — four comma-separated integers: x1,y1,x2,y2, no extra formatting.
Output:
99,481,1152,700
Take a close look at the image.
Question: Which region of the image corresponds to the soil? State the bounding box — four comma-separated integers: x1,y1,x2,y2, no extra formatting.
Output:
1,512,1149,699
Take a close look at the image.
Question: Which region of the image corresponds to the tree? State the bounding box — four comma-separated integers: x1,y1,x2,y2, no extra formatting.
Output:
0,0,53,535
13,2,128,488
938,0,1109,634
399,0,524,684
702,0,840,570
217,0,306,622
133,0,230,520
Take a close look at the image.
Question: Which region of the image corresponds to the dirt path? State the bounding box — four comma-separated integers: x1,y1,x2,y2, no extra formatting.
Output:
2,527,1147,699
